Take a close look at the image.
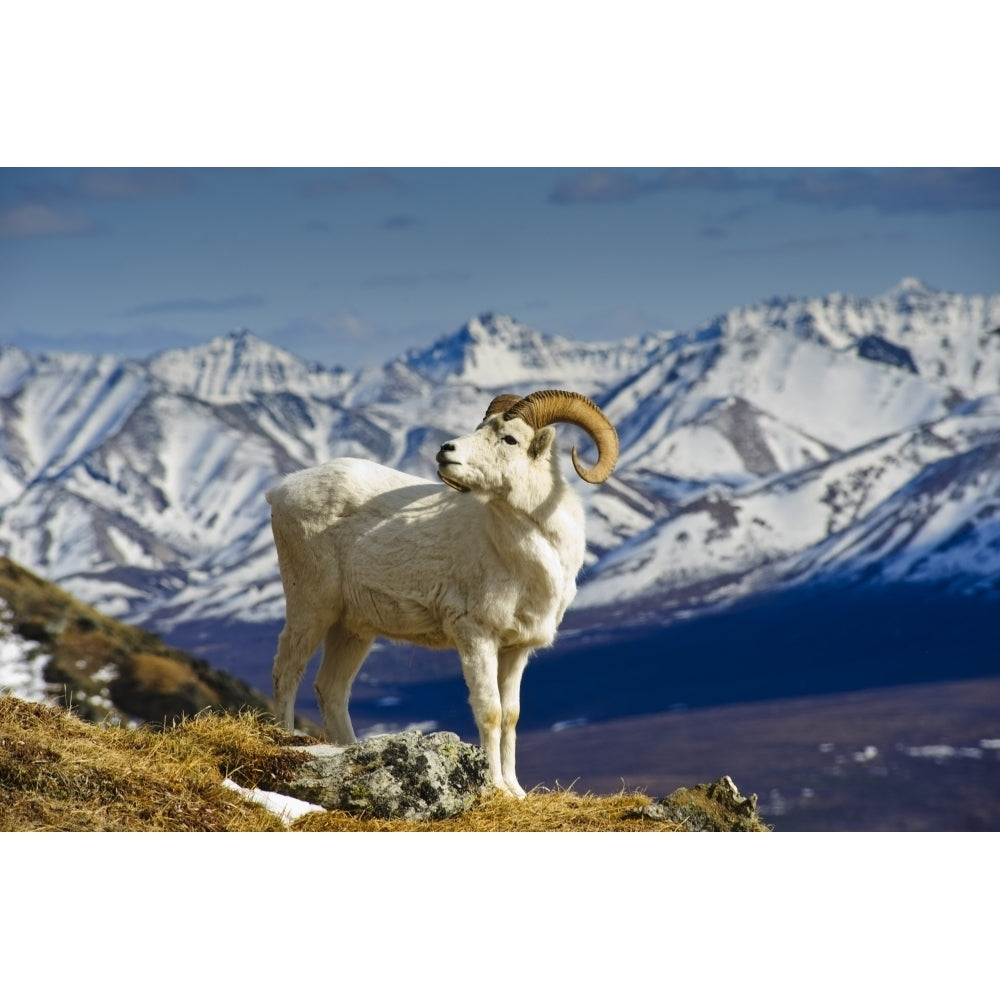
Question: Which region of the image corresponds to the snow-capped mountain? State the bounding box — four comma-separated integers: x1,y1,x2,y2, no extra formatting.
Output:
571,280,1000,622
403,312,660,392
147,330,352,403
575,398,1000,622
1,280,998,693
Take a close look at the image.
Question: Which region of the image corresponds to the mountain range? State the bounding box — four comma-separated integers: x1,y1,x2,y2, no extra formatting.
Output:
2,277,999,728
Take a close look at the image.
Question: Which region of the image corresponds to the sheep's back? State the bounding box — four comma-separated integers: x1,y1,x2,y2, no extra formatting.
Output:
267,457,436,526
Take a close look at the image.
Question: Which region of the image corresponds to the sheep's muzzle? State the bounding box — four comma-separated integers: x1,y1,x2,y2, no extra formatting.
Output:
436,444,470,492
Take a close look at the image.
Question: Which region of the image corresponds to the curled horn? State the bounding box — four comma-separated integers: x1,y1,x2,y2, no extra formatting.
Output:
484,393,523,419
503,389,619,484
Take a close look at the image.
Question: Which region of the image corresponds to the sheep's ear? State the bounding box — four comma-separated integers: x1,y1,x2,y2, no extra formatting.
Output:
528,426,556,459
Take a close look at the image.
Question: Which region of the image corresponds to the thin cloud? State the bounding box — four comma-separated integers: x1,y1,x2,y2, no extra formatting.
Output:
304,213,420,233
548,169,650,204
363,270,470,288
75,168,192,199
125,294,266,317
775,168,1000,213
272,312,381,364
548,167,1000,213
380,214,420,231
0,169,191,239
718,231,908,256
8,326,202,358
548,168,750,205
0,203,100,238
18,168,192,202
298,169,399,197
698,206,753,240
276,311,377,339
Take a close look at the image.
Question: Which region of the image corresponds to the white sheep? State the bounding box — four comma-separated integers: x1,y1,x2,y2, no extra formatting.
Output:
266,389,618,797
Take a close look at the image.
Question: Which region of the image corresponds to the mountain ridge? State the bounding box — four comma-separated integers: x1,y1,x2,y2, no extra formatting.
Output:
1,279,999,717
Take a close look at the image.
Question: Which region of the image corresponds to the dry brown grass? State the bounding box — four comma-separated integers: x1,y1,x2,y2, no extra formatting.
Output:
0,694,693,832
291,786,682,832
129,651,217,700
0,695,308,831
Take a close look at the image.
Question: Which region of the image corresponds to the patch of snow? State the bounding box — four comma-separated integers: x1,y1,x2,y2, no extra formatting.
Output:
358,720,437,738
551,717,588,732
90,664,118,686
221,778,326,825
898,744,985,761
0,598,53,705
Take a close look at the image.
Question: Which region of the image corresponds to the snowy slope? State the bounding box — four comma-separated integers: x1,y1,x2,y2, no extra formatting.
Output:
575,401,1000,618
0,598,51,704
1,278,999,665
0,352,150,498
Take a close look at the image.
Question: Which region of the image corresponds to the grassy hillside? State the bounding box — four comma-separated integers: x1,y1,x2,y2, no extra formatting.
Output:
0,694,759,831
0,555,279,727
0,556,769,832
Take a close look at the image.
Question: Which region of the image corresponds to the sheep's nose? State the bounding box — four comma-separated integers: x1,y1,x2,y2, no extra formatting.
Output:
435,442,456,463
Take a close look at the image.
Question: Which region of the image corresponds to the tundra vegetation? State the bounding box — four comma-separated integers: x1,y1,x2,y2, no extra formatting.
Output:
0,695,727,832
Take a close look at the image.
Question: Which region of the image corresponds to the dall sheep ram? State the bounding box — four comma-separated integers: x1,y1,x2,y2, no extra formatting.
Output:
266,388,618,797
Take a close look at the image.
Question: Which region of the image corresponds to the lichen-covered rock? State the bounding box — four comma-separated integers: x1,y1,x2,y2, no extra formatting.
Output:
627,775,768,832
269,731,490,820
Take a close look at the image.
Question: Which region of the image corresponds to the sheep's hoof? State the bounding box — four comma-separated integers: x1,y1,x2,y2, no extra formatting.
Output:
485,782,521,800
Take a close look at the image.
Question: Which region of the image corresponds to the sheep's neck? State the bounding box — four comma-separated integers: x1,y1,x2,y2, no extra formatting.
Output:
485,488,583,578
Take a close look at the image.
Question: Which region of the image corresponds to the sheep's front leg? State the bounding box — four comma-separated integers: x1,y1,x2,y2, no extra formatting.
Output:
457,638,506,794
498,647,531,799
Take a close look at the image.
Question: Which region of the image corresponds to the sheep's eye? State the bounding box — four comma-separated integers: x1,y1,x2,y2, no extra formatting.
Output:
502,435,518,446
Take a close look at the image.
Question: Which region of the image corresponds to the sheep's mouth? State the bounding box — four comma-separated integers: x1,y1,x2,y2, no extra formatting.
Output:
437,467,470,493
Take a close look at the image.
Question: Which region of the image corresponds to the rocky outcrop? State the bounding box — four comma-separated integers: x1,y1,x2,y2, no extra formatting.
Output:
265,733,768,829
626,775,768,831
268,730,489,820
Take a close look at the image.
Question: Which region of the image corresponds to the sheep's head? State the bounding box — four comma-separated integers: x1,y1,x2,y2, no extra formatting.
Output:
435,389,618,501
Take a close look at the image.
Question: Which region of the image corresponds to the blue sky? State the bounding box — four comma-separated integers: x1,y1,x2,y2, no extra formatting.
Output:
2,167,998,369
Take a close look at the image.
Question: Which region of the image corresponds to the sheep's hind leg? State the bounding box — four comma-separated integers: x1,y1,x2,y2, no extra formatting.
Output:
272,616,330,731
498,647,531,799
457,638,506,793
314,623,373,744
